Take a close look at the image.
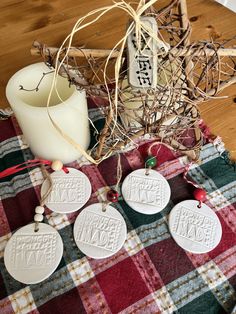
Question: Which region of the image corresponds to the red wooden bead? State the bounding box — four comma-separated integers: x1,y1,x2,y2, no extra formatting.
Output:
107,190,119,203
193,188,207,202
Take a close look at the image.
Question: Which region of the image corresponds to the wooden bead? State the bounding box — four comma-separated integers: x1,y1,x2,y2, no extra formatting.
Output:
34,213,44,222
51,160,63,171
35,206,44,214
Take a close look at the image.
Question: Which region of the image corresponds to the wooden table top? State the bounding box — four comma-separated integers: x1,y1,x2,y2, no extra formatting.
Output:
1,0,236,157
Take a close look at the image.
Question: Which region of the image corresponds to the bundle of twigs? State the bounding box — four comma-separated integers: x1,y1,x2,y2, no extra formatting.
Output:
31,0,236,162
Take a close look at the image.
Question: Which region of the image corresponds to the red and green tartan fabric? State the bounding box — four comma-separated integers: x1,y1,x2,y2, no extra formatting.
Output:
0,102,236,314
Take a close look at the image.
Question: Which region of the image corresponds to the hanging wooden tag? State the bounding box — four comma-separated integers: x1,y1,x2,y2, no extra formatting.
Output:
127,17,158,88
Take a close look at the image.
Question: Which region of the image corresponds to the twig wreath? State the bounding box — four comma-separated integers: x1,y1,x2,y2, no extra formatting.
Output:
31,0,236,163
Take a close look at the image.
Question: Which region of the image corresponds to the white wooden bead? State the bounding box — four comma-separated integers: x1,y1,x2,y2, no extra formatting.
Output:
35,206,44,214
51,160,63,171
34,213,44,222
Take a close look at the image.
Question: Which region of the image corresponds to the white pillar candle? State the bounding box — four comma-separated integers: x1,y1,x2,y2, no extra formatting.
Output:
6,63,90,164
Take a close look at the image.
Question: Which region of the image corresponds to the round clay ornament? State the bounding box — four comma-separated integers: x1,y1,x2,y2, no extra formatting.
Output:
169,200,222,253
41,168,91,213
4,223,63,284
122,168,171,214
73,203,127,259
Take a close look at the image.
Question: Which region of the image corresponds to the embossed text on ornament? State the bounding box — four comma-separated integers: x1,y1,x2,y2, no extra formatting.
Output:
75,211,122,252
47,176,86,203
172,207,217,247
127,174,163,206
11,233,57,269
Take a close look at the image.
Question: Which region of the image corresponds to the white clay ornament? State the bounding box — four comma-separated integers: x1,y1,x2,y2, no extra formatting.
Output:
73,203,127,259
3,161,67,284
122,156,171,215
41,167,92,214
169,200,222,254
4,223,63,284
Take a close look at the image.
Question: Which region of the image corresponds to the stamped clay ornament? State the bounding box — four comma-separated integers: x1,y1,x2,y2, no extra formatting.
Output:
41,167,92,214
3,161,67,284
169,200,222,254
169,164,222,254
122,157,171,214
4,223,63,284
74,203,127,259
2,161,95,283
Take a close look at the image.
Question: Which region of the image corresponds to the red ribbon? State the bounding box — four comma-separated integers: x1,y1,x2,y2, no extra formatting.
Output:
0,159,68,179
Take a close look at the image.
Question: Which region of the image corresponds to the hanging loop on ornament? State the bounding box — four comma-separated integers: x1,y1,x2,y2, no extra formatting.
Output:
147,141,175,158
34,222,39,232
102,202,107,212
34,211,44,232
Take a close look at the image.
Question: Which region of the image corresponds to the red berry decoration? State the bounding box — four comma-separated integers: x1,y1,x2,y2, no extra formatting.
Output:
107,189,119,203
193,188,207,202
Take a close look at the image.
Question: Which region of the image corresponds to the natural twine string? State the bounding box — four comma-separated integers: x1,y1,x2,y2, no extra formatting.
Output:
115,153,123,192
102,153,123,212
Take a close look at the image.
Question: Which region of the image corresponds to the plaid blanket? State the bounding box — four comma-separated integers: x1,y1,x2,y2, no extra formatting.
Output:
0,106,236,314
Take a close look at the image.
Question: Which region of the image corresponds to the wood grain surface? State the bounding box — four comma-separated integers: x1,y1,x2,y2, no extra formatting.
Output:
1,0,236,157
